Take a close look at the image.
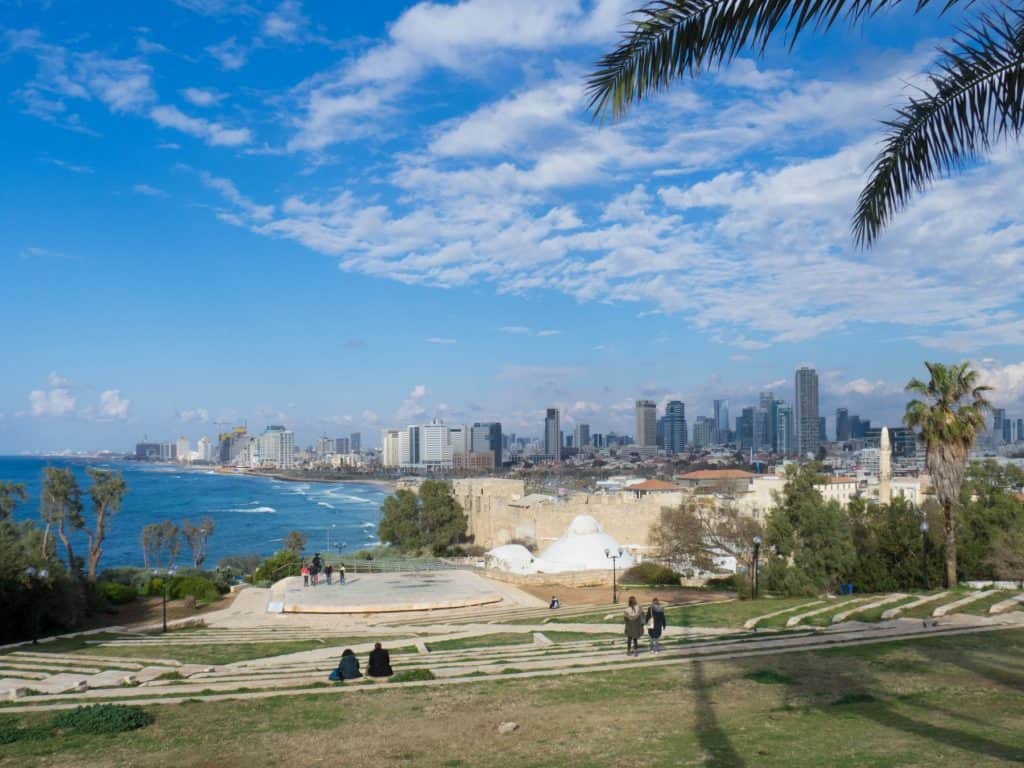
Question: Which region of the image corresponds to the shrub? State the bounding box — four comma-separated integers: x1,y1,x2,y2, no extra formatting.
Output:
167,575,222,603
623,562,680,586
51,704,154,734
705,574,740,592
389,669,435,683
96,581,138,605
253,549,302,583
744,669,795,685
0,723,51,745
217,553,262,575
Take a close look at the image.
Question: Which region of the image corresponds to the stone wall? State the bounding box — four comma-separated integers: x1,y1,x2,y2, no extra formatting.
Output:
453,478,681,555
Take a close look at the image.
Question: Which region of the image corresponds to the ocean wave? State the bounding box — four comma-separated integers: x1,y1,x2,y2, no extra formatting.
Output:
317,501,335,509
229,506,276,514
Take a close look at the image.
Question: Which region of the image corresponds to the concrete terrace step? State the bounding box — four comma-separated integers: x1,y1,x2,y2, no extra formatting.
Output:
933,591,993,617
832,594,908,623
989,593,1024,615
7,621,1015,712
743,600,824,629
10,651,181,668
880,592,951,619
786,598,873,627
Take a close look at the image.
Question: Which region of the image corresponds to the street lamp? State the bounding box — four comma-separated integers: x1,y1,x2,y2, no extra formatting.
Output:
751,536,762,599
920,520,930,590
605,547,624,604
24,567,49,644
155,567,176,633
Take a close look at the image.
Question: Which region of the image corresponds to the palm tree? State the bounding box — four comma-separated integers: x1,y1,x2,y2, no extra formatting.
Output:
0,482,27,521
41,467,84,576
587,1,1024,245
85,468,128,582
904,362,992,587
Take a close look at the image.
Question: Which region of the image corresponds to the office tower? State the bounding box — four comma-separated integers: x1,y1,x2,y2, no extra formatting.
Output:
399,425,420,467
775,404,794,455
836,408,851,442
336,437,350,454
656,416,666,449
693,416,715,448
574,423,590,451
635,400,658,455
768,400,785,452
544,408,561,460
217,426,249,464
759,391,774,411
592,432,605,449
795,366,820,457
819,416,827,444
1018,418,1024,444
176,437,190,463
714,399,730,443
737,407,754,450
135,442,161,460
258,425,295,468
198,436,213,463
449,424,470,455
754,409,769,451
350,432,361,453
316,436,334,456
381,429,401,468
419,419,452,468
851,415,871,439
993,408,1007,444
664,400,687,453
472,422,503,466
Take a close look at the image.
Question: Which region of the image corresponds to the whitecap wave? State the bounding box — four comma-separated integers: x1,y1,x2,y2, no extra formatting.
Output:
317,501,335,509
230,506,276,514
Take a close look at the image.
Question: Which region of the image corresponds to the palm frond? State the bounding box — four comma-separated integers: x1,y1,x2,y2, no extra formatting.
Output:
853,8,1024,245
587,0,939,120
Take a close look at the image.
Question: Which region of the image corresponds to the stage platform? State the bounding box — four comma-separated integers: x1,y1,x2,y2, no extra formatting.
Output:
271,570,506,614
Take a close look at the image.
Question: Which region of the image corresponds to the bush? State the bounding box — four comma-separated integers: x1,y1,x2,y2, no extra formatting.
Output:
389,669,435,683
253,549,302,583
705,574,740,592
51,704,154,734
217,553,261,575
623,562,680,586
167,575,222,603
96,581,138,605
0,723,51,745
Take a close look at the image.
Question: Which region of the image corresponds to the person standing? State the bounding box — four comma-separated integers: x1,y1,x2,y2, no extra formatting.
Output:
325,564,334,586
646,597,667,654
623,596,645,656
300,563,309,587
338,563,346,585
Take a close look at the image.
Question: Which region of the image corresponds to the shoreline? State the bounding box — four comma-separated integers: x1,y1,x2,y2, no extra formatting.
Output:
230,469,396,491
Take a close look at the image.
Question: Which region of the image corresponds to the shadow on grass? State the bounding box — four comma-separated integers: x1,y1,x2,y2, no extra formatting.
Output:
692,661,746,768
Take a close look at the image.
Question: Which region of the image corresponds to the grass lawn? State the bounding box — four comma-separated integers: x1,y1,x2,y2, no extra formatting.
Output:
957,591,1016,616
5,628,1024,767
543,595,824,627
426,634,533,652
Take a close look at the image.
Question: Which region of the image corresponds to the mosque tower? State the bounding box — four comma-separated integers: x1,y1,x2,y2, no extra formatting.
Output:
879,427,892,504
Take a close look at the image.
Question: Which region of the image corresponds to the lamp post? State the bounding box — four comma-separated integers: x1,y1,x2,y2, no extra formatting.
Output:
605,547,623,604
156,567,176,633
751,536,762,599
24,567,49,644
920,520,930,590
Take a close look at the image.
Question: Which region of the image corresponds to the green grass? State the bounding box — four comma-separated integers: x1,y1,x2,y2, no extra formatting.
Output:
5,629,1024,767
426,633,533,652
958,591,1015,616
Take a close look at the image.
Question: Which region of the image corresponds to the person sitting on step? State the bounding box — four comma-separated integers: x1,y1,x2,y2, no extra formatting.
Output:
367,642,394,678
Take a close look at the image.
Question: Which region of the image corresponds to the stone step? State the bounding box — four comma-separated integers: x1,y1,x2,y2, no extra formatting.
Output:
832,594,908,623
10,651,156,668
880,592,951,619
743,600,824,629
933,591,995,617
988,593,1024,615
786,598,873,627
0,669,49,680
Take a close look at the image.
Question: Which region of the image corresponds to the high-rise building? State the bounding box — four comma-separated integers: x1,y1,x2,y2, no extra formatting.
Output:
350,432,361,453
449,425,470,456
819,416,827,444
335,437,350,454
795,366,820,457
754,409,770,451
635,400,657,454
176,437,190,463
851,415,871,439
574,423,590,451
218,426,248,465
993,408,1007,444
1017,418,1024,444
775,404,794,455
420,419,452,468
316,436,334,456
160,442,177,461
591,432,605,449
836,408,851,442
693,416,716,448
664,400,687,453
135,442,161,460
257,425,295,469
714,399,730,444
544,408,561,460
737,407,754,450
399,426,420,467
197,436,213,463
381,429,401,468
759,391,774,411
472,422,503,466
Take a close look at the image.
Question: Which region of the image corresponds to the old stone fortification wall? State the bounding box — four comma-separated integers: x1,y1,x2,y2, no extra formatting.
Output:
453,478,681,555
480,569,613,587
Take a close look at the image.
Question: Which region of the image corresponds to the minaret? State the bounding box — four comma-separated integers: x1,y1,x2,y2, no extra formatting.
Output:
879,427,892,504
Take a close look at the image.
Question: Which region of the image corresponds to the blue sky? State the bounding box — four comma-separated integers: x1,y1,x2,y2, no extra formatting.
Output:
2,0,1023,452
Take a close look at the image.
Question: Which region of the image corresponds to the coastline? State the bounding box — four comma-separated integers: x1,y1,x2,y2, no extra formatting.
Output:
230,469,396,491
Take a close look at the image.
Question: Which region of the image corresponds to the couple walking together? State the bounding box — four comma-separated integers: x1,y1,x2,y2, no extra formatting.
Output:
623,596,666,656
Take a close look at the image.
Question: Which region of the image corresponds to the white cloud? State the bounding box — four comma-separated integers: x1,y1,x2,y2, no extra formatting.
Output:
47,371,71,388
182,87,225,107
29,374,76,417
207,37,248,70
150,105,251,146
200,171,273,220
395,384,429,421
426,337,457,344
133,183,167,197
97,389,130,420
177,408,210,423
500,326,531,334
262,0,307,41
975,360,1024,406
537,329,561,337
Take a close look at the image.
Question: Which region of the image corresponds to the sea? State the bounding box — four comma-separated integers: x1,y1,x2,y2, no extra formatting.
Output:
0,456,388,569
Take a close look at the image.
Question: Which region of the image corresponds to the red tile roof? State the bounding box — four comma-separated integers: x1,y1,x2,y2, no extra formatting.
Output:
628,479,683,491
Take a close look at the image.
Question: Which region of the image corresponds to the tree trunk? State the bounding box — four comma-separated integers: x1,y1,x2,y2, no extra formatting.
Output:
943,499,957,588
57,520,77,578
41,523,51,558
87,510,106,582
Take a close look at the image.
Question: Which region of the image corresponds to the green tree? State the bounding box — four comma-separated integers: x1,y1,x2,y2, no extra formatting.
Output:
846,497,943,591
182,516,215,568
140,520,180,570
904,362,992,586
378,481,468,554
588,1,1024,245
651,496,762,579
765,464,855,594
0,482,27,521
283,530,307,555
85,468,128,582
956,460,1024,578
41,467,84,576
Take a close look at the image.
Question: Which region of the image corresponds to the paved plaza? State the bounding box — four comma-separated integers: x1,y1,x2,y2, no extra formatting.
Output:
274,570,513,614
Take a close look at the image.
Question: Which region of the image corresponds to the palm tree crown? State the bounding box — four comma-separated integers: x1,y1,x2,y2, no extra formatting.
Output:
904,361,992,585
587,0,1024,245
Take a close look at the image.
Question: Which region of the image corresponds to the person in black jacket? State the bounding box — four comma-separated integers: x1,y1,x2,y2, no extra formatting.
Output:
646,597,668,654
367,642,394,677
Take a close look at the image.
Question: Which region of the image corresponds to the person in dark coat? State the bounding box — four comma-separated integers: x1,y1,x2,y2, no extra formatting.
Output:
646,597,667,654
623,595,645,656
367,642,394,677
338,648,362,680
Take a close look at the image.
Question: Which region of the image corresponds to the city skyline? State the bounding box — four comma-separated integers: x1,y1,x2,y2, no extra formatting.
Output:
3,2,1024,454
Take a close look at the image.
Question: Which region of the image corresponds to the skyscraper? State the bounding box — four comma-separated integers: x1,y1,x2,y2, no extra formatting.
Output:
635,400,657,455
664,400,687,453
574,423,590,451
737,407,754,450
349,432,361,453
693,416,716,448
775,404,794,455
795,366,820,457
472,422,503,466
993,408,1007,444
835,408,851,442
754,408,769,451
819,416,827,444
714,399,730,444
544,408,560,460
381,429,401,468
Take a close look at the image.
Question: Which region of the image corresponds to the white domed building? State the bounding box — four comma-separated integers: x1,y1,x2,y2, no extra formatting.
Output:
485,514,635,574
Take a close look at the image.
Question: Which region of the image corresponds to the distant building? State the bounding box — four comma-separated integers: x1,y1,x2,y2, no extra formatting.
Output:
176,437,190,463
197,436,213,463
399,425,420,467
574,423,590,451
591,432,605,449
818,416,827,445
692,416,716,448
664,400,687,453
315,436,334,456
453,451,495,471
713,400,730,444
836,408,851,442
635,400,657,455
335,437,350,454
381,429,402,468
135,442,161,460
256,425,295,469
420,419,452,468
795,366,820,457
775,404,794,456
449,424,470,456
851,415,871,439
737,407,754,451
544,408,561,460
160,442,176,461
472,422,503,466
218,426,249,465
350,432,361,453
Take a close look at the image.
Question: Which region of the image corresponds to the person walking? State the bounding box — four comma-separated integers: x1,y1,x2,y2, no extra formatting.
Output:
646,597,667,654
300,563,310,588
338,563,346,585
623,596,645,656
325,564,334,586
